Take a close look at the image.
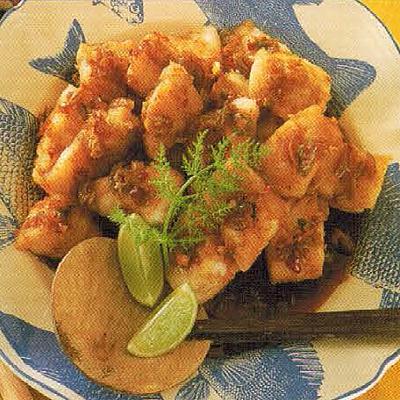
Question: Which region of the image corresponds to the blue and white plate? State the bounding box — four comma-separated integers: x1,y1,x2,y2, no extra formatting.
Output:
0,1,399,399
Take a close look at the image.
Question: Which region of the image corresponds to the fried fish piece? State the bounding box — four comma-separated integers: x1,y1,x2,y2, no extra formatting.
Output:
36,98,141,199
258,105,344,198
15,195,100,258
127,32,174,98
127,26,221,97
167,165,278,303
76,42,132,101
167,236,238,304
221,20,289,76
184,96,260,161
330,144,391,212
142,62,202,159
79,161,183,225
33,85,87,185
266,195,329,283
225,97,260,144
249,49,331,119
169,25,221,91
209,71,249,107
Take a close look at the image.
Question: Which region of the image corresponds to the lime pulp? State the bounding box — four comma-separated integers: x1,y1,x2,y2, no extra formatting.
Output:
118,213,164,308
127,283,198,357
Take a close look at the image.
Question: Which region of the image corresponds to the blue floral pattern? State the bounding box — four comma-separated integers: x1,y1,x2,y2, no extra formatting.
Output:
29,19,85,84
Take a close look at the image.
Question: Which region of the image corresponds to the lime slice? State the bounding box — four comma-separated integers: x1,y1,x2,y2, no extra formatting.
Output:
127,283,198,358
118,213,164,308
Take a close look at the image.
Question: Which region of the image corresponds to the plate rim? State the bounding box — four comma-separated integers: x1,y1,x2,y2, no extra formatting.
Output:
0,1,399,399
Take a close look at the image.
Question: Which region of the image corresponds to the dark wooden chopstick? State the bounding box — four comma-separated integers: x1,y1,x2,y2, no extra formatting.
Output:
190,309,400,343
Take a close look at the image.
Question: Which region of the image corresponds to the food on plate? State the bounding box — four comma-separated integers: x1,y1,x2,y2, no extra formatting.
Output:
266,195,329,283
329,144,391,212
127,26,221,97
15,195,99,258
167,161,279,303
52,238,210,394
17,20,391,394
221,20,289,76
142,62,203,158
33,97,141,198
258,105,345,198
76,40,134,101
79,161,183,225
249,49,331,119
209,70,249,106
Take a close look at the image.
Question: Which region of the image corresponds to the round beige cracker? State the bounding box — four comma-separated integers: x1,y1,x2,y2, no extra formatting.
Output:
52,237,210,394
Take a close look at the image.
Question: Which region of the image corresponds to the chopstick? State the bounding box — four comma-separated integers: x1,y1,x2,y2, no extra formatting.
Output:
190,309,400,343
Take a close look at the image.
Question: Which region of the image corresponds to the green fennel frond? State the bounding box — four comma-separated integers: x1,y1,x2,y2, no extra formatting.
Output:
151,145,180,203
141,132,270,259
230,139,269,168
211,136,231,170
108,208,162,247
108,207,128,225
202,200,235,229
182,130,208,177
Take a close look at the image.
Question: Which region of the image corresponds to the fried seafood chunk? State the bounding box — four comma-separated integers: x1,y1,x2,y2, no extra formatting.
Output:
79,161,183,225
127,26,221,97
127,32,174,98
225,97,260,143
266,195,329,283
221,20,289,76
33,85,87,185
249,49,331,119
220,166,279,271
167,166,278,303
37,98,141,199
169,25,222,90
258,105,344,198
76,42,132,101
184,97,260,161
256,110,283,143
330,144,391,212
167,236,238,304
15,196,99,258
209,71,249,107
142,62,203,158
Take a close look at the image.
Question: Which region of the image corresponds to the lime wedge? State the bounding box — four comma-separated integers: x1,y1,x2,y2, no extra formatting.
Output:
127,283,198,357
118,213,164,308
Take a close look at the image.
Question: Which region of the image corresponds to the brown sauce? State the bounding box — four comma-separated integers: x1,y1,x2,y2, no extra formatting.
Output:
205,209,364,321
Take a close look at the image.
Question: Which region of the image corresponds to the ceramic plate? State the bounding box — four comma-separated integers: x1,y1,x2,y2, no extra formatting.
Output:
0,1,399,399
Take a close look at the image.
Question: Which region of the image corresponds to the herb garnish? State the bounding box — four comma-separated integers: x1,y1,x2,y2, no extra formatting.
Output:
110,131,269,267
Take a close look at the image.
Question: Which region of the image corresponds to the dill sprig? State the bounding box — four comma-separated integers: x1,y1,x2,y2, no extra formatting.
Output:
152,146,180,203
109,207,163,246
230,139,270,168
110,133,269,267
153,133,268,263
182,130,208,177
109,207,128,225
